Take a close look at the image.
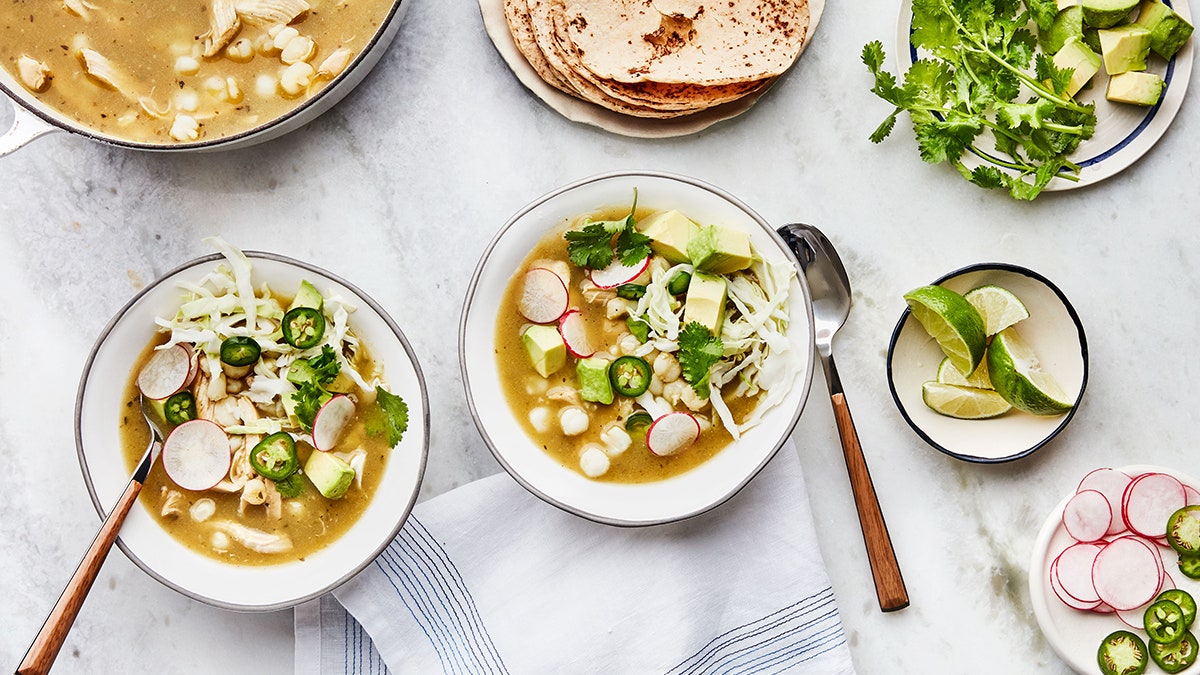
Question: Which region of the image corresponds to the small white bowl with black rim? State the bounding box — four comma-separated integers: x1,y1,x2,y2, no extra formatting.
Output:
886,262,1088,463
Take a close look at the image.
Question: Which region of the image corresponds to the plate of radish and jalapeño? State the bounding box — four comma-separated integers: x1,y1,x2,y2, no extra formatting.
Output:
1031,465,1200,674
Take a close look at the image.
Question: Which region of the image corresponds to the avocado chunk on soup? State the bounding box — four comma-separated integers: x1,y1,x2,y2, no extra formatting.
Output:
496,197,801,483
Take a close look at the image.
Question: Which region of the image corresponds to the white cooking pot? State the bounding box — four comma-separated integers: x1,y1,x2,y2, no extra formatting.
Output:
0,0,407,157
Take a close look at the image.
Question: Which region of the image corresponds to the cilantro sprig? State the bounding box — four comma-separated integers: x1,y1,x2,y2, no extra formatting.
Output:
564,190,652,269
365,386,410,447
862,0,1097,200
677,322,724,399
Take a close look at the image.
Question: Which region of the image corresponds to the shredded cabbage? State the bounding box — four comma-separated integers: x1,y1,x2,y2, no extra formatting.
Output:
624,242,802,437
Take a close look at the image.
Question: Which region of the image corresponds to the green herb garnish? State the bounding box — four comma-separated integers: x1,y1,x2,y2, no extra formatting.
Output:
677,322,724,399
307,345,341,384
292,380,332,432
862,0,1097,200
364,386,409,446
274,472,306,498
564,190,651,269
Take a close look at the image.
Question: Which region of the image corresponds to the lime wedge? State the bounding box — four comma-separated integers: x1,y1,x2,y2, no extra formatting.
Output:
987,327,1074,415
922,382,1012,419
964,285,1030,336
904,285,987,374
936,356,994,389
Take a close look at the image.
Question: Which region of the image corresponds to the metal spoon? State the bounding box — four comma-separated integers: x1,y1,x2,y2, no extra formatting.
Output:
17,396,166,675
778,223,910,613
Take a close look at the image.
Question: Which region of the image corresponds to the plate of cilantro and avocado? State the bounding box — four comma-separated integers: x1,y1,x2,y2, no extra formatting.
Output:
459,171,816,526
862,0,1193,200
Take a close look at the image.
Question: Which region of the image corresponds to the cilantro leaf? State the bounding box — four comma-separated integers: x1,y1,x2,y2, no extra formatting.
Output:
676,322,724,399
292,381,331,432
365,386,409,446
565,223,616,269
615,227,652,266
564,190,650,270
274,473,305,498
307,345,341,385
861,0,1097,200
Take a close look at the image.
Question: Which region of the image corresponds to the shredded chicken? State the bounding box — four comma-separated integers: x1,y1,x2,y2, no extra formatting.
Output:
234,0,310,26
201,0,241,57
208,520,292,554
160,488,186,518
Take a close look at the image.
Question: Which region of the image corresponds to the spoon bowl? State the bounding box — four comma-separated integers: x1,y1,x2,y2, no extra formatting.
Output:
777,223,909,613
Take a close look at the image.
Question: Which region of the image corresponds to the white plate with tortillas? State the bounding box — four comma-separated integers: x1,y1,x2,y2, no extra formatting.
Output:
479,0,825,137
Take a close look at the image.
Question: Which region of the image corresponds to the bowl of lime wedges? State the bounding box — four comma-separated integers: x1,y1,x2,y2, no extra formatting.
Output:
886,262,1088,463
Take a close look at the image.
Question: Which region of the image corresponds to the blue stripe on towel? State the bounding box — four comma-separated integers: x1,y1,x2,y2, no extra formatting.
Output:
372,516,509,675
666,587,847,675
342,606,391,675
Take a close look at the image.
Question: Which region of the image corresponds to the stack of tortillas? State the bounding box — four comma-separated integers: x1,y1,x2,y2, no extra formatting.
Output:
503,0,812,119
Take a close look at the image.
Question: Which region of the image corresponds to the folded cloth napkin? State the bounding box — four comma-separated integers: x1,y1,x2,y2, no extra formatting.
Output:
294,441,855,675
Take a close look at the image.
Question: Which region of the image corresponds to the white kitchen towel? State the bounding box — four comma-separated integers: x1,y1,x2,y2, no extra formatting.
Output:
294,442,855,674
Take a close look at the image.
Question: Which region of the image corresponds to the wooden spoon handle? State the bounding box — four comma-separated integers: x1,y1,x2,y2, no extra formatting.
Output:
17,479,142,675
830,391,910,612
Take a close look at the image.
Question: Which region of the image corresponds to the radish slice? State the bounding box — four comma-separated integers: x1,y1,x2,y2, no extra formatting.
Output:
137,344,196,400
518,268,569,324
1123,472,1187,538
558,310,594,358
1078,468,1133,536
162,419,231,491
646,411,700,457
589,256,650,289
312,395,356,451
1062,489,1112,543
1092,536,1164,611
1050,557,1102,610
1186,485,1200,506
1054,542,1104,604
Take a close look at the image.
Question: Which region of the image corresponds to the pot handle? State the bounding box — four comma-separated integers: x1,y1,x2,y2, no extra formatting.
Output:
1,97,59,158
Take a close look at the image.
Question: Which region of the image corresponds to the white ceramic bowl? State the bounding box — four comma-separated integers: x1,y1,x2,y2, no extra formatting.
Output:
75,251,428,611
459,171,815,526
887,262,1088,463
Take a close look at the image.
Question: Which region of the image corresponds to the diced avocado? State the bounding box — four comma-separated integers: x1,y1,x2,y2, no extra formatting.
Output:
1043,6,1086,54
1058,0,1080,8
638,210,700,264
1083,26,1103,52
576,357,614,405
305,450,355,499
521,324,566,377
1098,24,1153,74
287,359,319,385
1106,70,1165,104
1052,38,1103,96
1082,0,1138,27
686,225,753,274
1135,0,1195,58
626,315,650,343
289,280,324,311
683,272,728,334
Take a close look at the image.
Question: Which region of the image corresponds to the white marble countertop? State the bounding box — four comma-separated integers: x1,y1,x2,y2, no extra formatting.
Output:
2,0,1198,673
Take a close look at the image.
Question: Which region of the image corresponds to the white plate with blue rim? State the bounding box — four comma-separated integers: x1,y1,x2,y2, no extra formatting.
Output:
895,0,1193,190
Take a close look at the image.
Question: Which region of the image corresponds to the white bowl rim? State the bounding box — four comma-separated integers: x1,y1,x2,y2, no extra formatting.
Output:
885,261,1089,464
73,250,430,611
458,169,816,527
